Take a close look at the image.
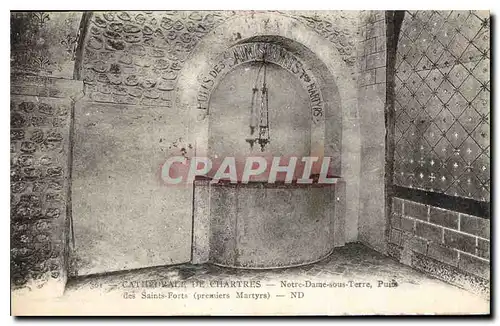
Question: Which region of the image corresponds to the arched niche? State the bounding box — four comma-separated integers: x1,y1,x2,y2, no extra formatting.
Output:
176,12,361,264
197,41,333,179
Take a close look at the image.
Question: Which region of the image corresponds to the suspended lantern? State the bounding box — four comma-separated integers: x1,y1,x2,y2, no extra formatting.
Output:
246,55,271,152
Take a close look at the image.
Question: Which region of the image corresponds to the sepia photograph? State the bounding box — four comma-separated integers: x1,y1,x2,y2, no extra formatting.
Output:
9,7,491,316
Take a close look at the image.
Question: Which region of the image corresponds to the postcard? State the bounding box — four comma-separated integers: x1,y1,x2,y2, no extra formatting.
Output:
10,9,490,315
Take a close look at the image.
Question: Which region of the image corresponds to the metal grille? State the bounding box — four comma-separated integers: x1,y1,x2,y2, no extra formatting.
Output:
393,10,490,202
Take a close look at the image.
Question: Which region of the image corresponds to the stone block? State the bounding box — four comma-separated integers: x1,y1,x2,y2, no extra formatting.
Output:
415,221,443,243
375,67,386,84
360,69,376,86
444,229,477,254
359,55,366,71
373,11,385,23
477,238,490,260
392,197,402,216
375,35,386,53
429,207,459,229
366,20,385,39
366,52,386,70
411,252,490,298
364,37,377,55
192,179,211,264
387,243,402,261
405,235,428,255
391,215,402,229
333,180,346,247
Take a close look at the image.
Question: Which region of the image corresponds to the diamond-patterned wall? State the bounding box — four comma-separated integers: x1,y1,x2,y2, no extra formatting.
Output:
394,10,490,202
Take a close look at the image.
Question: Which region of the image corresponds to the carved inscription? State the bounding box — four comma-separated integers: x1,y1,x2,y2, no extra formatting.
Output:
197,42,324,123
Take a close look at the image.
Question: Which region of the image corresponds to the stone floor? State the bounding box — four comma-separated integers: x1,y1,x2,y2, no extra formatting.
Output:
16,243,490,315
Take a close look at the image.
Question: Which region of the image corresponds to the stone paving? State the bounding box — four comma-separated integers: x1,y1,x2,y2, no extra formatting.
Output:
51,243,490,315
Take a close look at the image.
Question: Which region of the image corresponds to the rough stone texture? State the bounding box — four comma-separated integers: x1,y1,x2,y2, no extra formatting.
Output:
393,10,490,202
81,11,234,106
81,10,358,108
72,10,364,276
415,221,442,243
10,12,85,297
209,185,238,266
357,11,388,253
476,238,490,259
11,12,83,79
393,197,490,266
11,10,489,303
412,252,489,298
400,216,415,233
70,101,193,276
8,10,365,281
427,243,459,266
10,93,81,296
429,207,459,229
192,178,211,264
404,200,429,221
459,252,490,280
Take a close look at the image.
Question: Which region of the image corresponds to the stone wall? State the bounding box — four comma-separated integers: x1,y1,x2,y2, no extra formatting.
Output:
208,60,312,158
73,11,239,275
10,11,371,287
386,10,490,298
11,12,82,79
388,198,489,297
80,11,236,106
72,10,364,276
11,12,84,296
393,10,490,202
357,11,388,253
15,11,487,300
207,183,336,268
